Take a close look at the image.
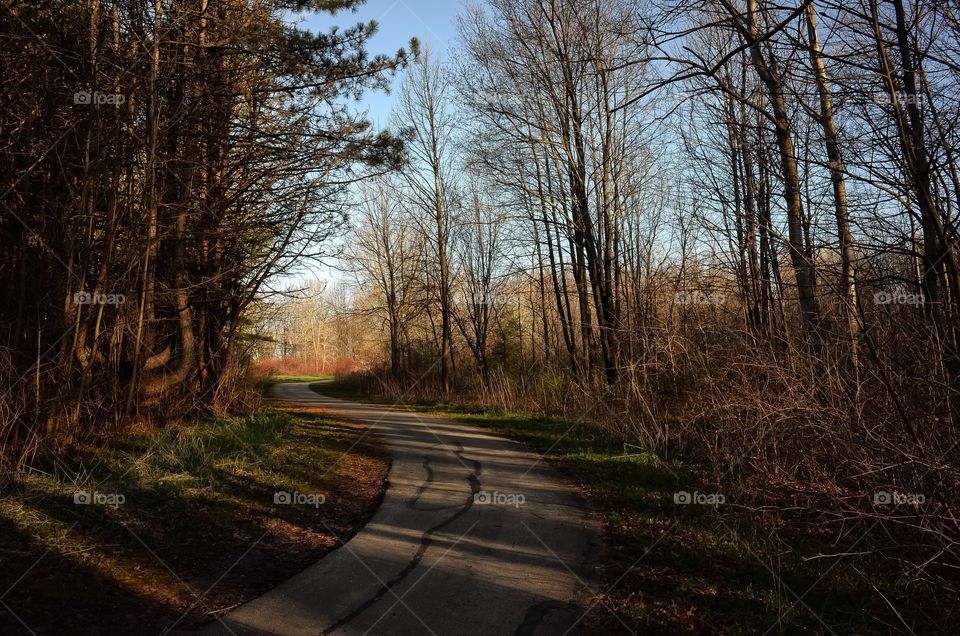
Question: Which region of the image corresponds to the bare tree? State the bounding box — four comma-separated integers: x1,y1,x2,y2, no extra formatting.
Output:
346,177,424,377
394,46,458,391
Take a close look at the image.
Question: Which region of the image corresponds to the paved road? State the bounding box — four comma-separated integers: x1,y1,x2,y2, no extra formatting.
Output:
204,382,601,636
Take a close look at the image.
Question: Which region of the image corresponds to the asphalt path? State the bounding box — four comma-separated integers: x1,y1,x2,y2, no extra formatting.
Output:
203,381,602,636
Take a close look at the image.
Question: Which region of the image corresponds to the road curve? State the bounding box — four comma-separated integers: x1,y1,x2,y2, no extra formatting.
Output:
203,382,602,636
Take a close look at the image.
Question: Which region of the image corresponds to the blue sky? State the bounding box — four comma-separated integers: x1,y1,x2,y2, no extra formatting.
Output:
298,0,467,129
283,1,468,288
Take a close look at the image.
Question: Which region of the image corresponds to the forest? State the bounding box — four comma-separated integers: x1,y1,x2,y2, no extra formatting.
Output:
266,0,960,626
2,0,960,632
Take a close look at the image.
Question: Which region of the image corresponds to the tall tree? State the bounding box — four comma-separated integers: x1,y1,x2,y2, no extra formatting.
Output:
394,46,457,392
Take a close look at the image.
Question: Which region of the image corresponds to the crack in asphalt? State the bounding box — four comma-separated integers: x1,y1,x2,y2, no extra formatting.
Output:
410,442,481,512
318,442,483,635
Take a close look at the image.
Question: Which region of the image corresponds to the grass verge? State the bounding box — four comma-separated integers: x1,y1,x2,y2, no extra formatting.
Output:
0,406,387,635
310,379,886,635
253,373,333,394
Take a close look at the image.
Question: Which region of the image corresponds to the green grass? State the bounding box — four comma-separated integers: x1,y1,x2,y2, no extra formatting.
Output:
309,379,887,634
254,373,332,394
460,412,882,634
0,407,387,634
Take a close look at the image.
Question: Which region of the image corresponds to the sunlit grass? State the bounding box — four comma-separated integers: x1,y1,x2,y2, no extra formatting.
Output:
253,374,333,395
0,407,386,631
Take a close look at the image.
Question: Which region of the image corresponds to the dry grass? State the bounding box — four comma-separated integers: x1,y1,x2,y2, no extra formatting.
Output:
328,319,960,630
